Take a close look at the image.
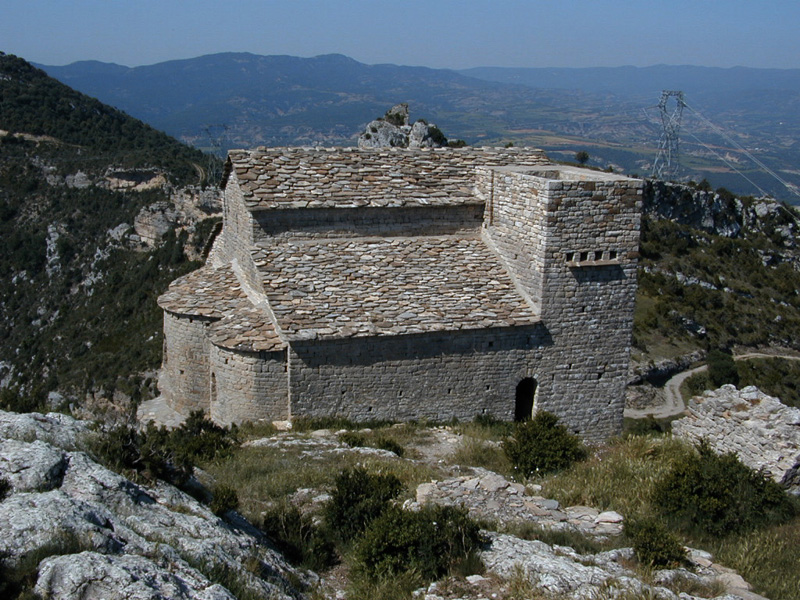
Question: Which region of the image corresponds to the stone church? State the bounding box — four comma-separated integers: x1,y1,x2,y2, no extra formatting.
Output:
158,146,642,441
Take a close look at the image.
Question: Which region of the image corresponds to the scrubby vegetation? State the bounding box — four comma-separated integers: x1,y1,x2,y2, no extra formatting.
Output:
0,53,219,405
542,435,800,600
503,411,587,477
633,215,800,359
624,516,686,568
89,410,236,487
684,356,800,407
654,441,796,537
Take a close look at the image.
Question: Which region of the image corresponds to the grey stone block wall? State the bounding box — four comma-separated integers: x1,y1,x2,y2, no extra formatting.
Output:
288,326,549,423
161,153,642,442
218,180,261,290
209,346,289,425
161,312,214,415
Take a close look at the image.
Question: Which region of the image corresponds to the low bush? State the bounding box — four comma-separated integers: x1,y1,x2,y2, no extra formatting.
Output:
707,349,739,388
624,515,686,567
324,467,403,543
354,504,485,581
260,502,337,571
210,484,240,516
89,411,237,487
654,441,798,536
503,411,587,478
339,431,367,447
374,435,405,457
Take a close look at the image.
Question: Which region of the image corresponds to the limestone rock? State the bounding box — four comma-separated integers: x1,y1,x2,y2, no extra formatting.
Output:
357,104,449,149
673,385,800,494
35,552,236,600
0,438,68,492
0,410,89,449
0,413,304,600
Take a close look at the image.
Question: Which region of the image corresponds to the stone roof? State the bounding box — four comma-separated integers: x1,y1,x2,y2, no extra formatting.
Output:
207,302,284,353
157,265,284,352
157,265,243,319
253,235,539,341
223,146,549,211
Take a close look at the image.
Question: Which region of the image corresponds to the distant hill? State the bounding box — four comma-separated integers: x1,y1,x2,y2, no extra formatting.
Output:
0,52,218,411
38,53,800,202
459,65,800,98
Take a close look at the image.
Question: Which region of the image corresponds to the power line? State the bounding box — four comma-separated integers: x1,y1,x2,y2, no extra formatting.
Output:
681,101,800,199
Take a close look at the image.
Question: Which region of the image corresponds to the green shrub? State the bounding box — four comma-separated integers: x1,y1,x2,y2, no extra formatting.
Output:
354,504,484,581
503,411,587,478
654,441,797,536
625,516,686,567
339,431,367,447
89,413,236,488
0,387,45,413
260,502,337,571
210,484,239,516
707,349,739,388
324,467,403,543
374,435,405,457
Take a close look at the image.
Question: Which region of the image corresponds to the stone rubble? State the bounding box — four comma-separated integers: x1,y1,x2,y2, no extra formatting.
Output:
479,532,764,600
672,385,800,494
408,467,624,537
0,410,304,600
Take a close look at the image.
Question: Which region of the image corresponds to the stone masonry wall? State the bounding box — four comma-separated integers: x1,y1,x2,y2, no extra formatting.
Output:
209,346,288,425
218,180,261,291
161,312,214,415
253,205,484,241
288,326,549,423
476,168,549,310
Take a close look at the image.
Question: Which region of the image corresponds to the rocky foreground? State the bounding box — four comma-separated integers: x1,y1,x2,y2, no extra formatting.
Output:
0,409,770,600
0,410,304,599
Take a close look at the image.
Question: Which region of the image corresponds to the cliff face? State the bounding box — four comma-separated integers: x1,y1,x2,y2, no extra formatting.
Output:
644,180,798,246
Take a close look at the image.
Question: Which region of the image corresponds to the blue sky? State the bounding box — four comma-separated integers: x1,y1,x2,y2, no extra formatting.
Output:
2,0,798,69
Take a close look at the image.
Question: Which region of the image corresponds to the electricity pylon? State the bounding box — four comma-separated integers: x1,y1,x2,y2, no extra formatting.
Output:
651,90,686,180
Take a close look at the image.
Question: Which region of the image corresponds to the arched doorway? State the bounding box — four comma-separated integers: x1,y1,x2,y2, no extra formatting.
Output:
514,377,537,421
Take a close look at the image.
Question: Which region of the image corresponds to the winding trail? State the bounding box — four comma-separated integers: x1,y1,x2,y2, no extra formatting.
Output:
624,351,800,420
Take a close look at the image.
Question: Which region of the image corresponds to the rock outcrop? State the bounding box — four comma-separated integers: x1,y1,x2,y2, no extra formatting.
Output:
0,410,304,600
673,385,800,494
644,179,799,247
409,468,624,537
357,103,449,149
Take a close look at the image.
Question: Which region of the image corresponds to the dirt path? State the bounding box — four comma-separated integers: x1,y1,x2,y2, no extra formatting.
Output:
624,351,800,420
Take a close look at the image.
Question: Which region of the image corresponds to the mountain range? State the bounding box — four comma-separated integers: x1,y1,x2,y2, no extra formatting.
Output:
38,53,800,202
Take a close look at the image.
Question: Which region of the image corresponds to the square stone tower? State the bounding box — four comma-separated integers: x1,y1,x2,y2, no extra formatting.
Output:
478,165,642,438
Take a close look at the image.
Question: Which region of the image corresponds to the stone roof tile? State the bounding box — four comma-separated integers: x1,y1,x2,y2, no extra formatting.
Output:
224,147,549,211
157,265,285,352
254,236,539,340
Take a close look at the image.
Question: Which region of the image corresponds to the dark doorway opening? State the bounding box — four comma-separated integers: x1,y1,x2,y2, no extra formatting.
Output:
514,377,537,421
